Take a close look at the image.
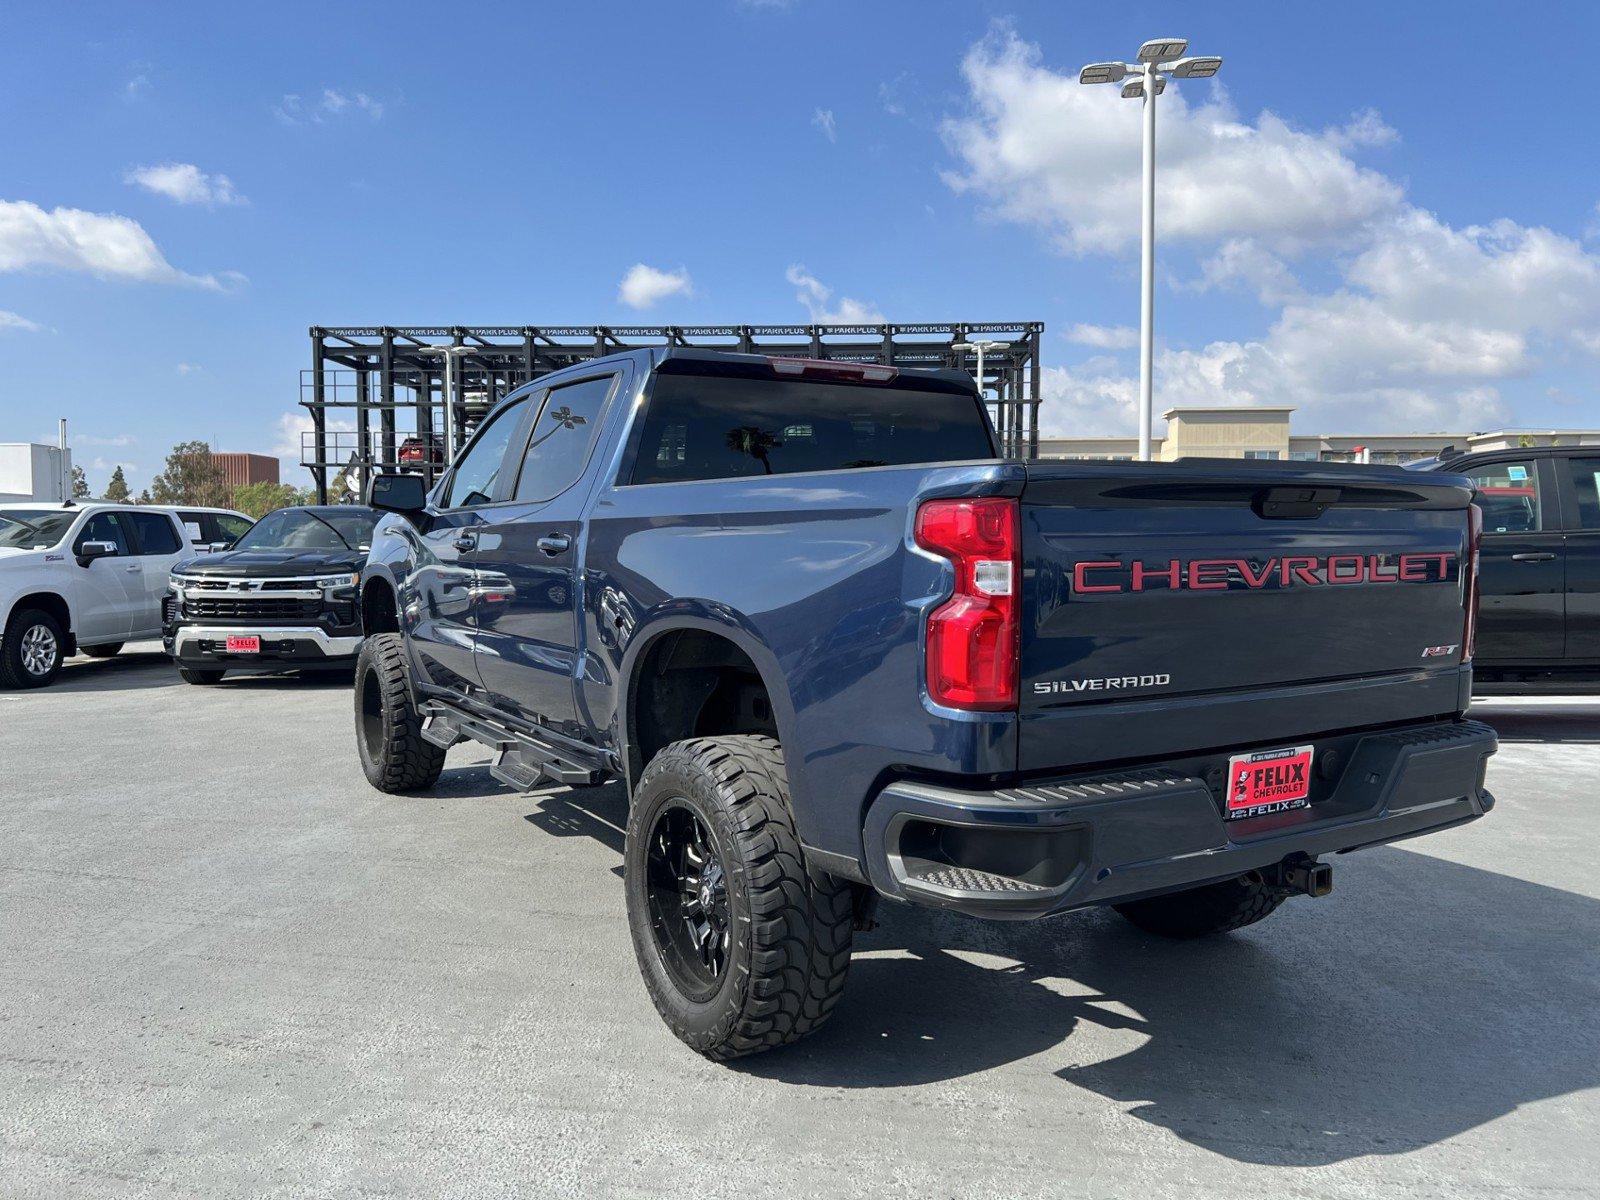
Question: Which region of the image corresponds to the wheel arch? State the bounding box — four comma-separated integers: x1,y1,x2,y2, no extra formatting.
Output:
617,614,798,795
6,590,74,642
360,572,401,635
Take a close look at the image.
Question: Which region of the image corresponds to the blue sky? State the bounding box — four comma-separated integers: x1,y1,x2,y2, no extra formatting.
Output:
3,0,1599,492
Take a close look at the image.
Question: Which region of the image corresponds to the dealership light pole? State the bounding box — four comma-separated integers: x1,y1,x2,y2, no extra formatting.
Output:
416,344,474,466
1080,39,1222,461
953,339,1010,448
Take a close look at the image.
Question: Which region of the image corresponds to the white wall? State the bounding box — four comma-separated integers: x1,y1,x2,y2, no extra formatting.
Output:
0,443,72,502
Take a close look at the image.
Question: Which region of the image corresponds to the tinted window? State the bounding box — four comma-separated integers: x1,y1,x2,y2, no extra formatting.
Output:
127,511,182,555
1467,460,1541,534
74,512,129,554
234,508,379,551
0,509,76,549
630,373,994,485
444,397,528,508
213,514,254,543
515,376,615,501
1564,457,1600,530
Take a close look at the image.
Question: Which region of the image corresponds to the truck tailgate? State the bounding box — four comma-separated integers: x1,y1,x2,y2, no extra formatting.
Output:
1018,459,1475,772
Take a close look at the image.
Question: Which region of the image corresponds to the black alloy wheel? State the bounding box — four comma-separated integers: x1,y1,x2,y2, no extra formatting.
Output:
644,802,731,1000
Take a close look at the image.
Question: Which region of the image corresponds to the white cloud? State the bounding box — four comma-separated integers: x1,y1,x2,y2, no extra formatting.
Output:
0,310,42,333
123,72,151,103
176,362,202,375
274,89,384,125
274,409,352,477
1065,322,1137,350
786,264,885,324
0,199,240,290
947,25,1600,434
125,162,246,206
942,26,1402,257
812,108,837,142
617,263,693,309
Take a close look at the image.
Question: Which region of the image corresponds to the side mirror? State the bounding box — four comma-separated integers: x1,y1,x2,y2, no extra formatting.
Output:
369,472,428,514
76,540,117,567
207,541,230,553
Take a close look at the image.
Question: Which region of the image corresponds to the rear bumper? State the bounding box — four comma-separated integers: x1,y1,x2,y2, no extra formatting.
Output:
862,718,1497,920
165,623,364,670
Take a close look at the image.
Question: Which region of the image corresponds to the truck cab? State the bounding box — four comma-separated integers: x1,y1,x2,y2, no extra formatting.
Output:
1414,446,1600,684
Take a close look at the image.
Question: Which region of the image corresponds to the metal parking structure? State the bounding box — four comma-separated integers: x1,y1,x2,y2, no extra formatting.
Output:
301,322,1046,501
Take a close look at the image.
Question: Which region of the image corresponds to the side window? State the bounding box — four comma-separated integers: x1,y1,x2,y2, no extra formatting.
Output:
126,511,183,556
1564,457,1600,530
443,397,529,509
1467,460,1541,535
74,513,128,555
213,514,253,543
514,375,616,501
178,511,206,544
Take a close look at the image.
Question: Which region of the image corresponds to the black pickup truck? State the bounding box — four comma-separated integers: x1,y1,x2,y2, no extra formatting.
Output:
164,505,380,683
351,348,1498,1060
1411,446,1600,687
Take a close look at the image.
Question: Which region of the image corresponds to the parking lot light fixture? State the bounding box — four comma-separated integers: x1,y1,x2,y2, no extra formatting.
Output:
1080,37,1223,461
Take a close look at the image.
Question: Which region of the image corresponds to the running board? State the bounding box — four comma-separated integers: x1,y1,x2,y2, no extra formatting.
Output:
420,700,606,790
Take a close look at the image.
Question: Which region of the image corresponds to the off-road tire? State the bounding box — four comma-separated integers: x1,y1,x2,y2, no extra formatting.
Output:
178,667,226,685
82,642,123,659
625,735,855,1060
1114,873,1287,938
1,608,65,689
355,633,445,793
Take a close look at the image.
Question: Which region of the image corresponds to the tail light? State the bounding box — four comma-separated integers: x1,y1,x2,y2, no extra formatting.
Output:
1463,501,1483,662
915,497,1019,711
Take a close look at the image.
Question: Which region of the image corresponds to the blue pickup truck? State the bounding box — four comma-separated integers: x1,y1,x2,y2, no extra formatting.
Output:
354,348,1497,1059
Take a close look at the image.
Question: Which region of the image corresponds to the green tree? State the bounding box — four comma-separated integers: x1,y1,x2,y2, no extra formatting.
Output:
230,481,313,519
70,464,89,499
103,465,130,503
147,441,230,508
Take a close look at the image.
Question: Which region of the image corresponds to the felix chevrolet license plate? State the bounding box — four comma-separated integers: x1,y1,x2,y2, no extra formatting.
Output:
1225,744,1314,819
225,635,261,654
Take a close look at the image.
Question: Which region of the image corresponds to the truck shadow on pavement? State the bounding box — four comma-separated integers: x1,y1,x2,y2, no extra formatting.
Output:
1472,702,1600,744
46,649,177,692
736,848,1600,1167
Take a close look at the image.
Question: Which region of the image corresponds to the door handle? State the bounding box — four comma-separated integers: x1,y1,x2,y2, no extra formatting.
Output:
537,533,572,556
1510,552,1556,562
125,563,142,573
453,532,478,552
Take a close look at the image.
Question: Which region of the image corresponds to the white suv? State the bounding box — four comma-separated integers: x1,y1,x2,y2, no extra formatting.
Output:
0,502,197,688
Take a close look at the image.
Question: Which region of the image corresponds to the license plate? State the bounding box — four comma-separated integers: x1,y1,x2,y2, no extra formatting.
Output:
225,635,261,654
1225,744,1314,819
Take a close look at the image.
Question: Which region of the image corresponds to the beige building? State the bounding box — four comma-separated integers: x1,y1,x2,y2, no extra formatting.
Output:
1038,407,1600,465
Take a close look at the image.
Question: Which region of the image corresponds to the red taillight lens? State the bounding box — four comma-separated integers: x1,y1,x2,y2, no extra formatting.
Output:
1463,501,1483,662
915,497,1019,711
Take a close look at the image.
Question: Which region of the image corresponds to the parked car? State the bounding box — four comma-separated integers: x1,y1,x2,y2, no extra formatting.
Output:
354,348,1496,1060
397,437,443,473
172,506,255,555
163,505,381,684
1411,446,1600,687
0,502,193,687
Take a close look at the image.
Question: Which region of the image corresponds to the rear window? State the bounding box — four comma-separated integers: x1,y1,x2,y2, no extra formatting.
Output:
630,373,995,485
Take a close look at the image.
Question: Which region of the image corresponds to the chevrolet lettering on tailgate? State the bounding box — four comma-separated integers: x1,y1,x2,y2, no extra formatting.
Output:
1071,552,1455,594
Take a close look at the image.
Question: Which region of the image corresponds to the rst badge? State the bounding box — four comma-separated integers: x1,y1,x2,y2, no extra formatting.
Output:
1225,744,1314,819
1420,644,1459,658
